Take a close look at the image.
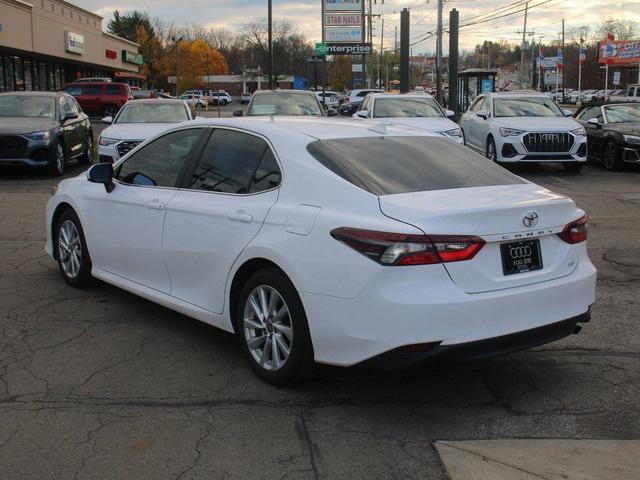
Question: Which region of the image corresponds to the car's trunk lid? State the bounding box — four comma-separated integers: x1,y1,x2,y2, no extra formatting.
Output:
378,184,584,293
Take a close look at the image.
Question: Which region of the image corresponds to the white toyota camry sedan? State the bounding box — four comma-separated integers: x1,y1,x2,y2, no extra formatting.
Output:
46,118,596,385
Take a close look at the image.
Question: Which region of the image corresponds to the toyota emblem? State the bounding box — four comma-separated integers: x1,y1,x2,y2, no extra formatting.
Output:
523,212,539,228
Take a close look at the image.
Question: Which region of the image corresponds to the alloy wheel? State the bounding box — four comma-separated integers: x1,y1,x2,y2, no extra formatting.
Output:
487,140,496,161
604,142,616,169
243,285,293,371
86,137,93,162
56,143,65,173
58,220,82,279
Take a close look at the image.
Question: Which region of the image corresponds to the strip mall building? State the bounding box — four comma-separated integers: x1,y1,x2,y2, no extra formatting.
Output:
0,0,141,92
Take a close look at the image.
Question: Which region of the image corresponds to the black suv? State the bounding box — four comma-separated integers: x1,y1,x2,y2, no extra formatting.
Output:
0,91,93,175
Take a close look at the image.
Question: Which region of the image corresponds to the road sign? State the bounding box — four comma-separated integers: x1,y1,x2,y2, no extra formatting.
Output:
324,26,363,43
613,71,621,85
315,43,327,57
352,64,363,72
326,43,372,55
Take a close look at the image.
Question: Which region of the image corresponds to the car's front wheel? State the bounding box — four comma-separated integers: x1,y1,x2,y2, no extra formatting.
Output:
603,140,623,171
486,137,498,162
55,209,93,288
48,139,65,176
78,133,93,165
236,268,316,385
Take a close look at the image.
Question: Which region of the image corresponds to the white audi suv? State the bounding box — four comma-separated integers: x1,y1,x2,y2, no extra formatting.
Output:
459,92,587,172
46,118,596,384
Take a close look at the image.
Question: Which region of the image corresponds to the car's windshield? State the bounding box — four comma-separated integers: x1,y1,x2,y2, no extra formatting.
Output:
249,93,322,116
604,104,640,123
0,95,55,118
494,97,563,117
373,98,444,118
115,103,190,123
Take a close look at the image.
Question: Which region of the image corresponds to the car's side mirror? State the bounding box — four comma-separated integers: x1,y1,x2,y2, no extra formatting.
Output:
62,111,79,122
327,108,338,117
445,109,455,119
356,110,369,119
233,109,244,117
563,109,573,117
476,110,489,120
587,118,602,128
88,163,115,193
101,116,113,124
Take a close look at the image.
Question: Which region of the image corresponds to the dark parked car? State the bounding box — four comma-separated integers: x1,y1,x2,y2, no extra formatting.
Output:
64,82,133,117
0,91,93,175
338,101,359,116
575,102,640,170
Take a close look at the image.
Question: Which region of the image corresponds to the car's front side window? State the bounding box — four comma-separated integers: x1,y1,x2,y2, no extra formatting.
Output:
187,129,281,194
115,128,203,187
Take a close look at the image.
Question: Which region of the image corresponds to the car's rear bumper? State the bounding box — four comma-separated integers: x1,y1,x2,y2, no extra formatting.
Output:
301,257,596,366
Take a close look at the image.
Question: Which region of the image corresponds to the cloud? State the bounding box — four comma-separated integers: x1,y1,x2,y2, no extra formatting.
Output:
72,0,640,53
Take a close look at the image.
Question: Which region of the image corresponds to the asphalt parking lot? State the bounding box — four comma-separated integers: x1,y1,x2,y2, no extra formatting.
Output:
1,121,639,478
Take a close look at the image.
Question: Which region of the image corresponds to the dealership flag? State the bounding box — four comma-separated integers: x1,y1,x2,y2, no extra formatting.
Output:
557,47,563,69
607,32,615,42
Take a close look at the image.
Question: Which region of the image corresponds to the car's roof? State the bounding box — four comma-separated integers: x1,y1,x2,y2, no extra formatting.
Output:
487,91,550,97
367,93,435,99
253,90,316,96
0,91,62,97
185,117,441,141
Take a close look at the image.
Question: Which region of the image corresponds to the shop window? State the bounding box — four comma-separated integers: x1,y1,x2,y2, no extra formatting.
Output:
14,58,25,91
38,62,47,91
23,59,32,91
0,56,5,92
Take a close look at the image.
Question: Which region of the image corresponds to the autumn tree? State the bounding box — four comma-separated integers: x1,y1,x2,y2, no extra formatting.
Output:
595,18,639,41
329,56,352,91
159,39,229,93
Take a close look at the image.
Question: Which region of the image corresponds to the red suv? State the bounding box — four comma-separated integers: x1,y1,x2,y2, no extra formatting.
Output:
64,82,133,117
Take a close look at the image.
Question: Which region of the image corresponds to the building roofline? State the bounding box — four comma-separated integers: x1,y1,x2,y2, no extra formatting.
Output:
58,0,103,20
6,0,32,9
102,31,139,48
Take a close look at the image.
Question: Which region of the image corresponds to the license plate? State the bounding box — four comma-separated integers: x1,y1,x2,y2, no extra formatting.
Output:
500,239,543,275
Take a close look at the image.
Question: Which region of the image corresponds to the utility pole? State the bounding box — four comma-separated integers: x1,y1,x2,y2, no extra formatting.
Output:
400,8,410,93
448,8,459,113
379,18,384,89
268,0,273,89
519,1,529,88
561,18,565,103
436,0,443,103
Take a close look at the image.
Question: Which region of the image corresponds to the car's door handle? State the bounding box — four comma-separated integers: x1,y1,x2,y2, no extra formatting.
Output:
226,211,253,223
146,201,165,211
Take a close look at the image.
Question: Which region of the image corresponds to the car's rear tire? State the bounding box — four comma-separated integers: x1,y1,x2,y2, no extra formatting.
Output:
78,133,93,165
48,139,65,176
563,162,583,173
603,140,623,171
236,268,317,386
55,209,94,288
486,136,498,162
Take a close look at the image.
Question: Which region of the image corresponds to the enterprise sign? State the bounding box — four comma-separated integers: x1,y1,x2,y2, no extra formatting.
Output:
64,31,85,55
326,43,372,55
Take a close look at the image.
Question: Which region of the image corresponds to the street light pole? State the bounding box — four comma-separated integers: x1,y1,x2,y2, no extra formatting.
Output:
268,0,274,89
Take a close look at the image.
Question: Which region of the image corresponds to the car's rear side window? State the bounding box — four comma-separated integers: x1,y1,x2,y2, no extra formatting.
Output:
307,136,526,195
85,85,102,95
106,85,123,95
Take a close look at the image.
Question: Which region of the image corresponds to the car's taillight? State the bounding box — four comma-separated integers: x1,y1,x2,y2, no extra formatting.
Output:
558,215,588,244
330,228,485,266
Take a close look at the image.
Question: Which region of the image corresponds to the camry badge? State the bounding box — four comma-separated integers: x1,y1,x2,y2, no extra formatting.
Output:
523,212,539,228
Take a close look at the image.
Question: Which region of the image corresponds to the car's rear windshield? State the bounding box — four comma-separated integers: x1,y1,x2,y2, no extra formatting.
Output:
307,136,526,195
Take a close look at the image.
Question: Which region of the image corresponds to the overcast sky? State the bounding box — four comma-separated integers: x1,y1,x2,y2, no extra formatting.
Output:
73,0,639,53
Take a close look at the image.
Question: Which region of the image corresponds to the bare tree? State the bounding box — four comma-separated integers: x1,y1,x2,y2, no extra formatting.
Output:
595,18,639,40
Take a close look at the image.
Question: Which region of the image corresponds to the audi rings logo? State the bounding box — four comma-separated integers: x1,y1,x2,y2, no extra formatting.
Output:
510,245,533,259
541,133,560,142
523,211,539,228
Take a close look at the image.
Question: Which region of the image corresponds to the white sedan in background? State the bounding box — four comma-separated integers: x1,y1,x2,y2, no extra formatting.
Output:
98,99,195,163
352,93,463,143
47,118,596,385
460,92,587,172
